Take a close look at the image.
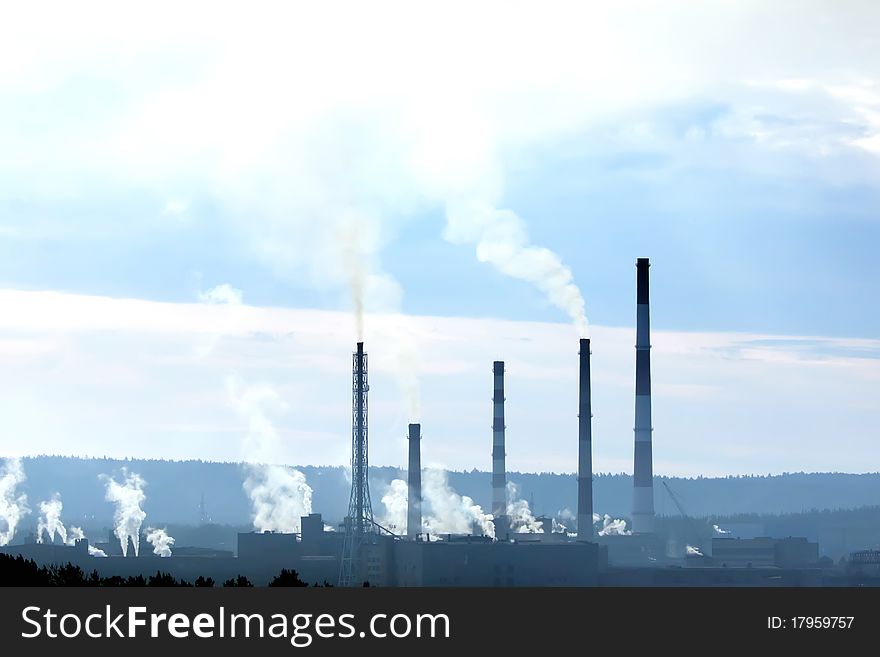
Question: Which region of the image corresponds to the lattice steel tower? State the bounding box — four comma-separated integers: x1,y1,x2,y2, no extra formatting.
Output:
338,341,375,586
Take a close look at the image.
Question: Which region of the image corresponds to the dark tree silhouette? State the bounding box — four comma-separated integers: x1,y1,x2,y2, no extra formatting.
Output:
267,569,307,587
223,575,253,587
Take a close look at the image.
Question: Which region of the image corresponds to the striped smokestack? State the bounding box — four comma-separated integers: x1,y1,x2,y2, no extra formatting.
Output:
577,339,593,539
492,361,506,518
406,423,422,539
632,258,655,534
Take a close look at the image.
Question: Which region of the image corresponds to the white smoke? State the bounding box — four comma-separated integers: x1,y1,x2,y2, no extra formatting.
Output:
36,493,68,545
0,457,29,546
594,512,632,536
36,496,94,548
244,465,313,534
551,518,567,534
145,527,175,557
713,524,730,535
422,468,495,538
505,482,543,533
100,469,147,557
379,478,409,535
195,282,244,357
686,544,704,556
64,524,104,555
444,201,589,337
227,374,313,533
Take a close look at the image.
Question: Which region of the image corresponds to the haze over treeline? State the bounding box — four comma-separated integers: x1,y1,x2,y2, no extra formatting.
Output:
8,456,880,528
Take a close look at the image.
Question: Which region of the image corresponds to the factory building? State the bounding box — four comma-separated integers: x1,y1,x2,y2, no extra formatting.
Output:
711,537,819,569
393,538,599,587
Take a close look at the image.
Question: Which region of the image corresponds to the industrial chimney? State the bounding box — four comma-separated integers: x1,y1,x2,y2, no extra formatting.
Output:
407,423,422,539
577,338,594,539
492,361,507,520
632,258,655,534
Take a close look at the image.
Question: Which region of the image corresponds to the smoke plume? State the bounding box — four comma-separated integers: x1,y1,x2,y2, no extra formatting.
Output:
0,457,29,547
444,201,589,337
36,493,68,545
66,525,103,556
686,545,704,556
244,465,313,534
145,527,175,557
227,375,313,533
100,469,147,557
379,479,409,535
421,469,495,538
594,512,632,536
713,524,730,535
506,482,543,533
195,282,244,357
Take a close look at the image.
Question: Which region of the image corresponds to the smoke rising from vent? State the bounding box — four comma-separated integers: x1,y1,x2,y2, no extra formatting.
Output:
686,545,704,556
713,524,730,535
506,482,543,533
145,527,175,557
65,525,105,556
36,493,67,545
444,201,589,337
100,469,147,557
594,512,632,536
422,469,495,538
227,375,313,533
0,458,29,547
379,479,409,534
244,465,313,534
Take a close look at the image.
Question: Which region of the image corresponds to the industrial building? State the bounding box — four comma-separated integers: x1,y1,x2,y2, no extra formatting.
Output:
711,537,820,569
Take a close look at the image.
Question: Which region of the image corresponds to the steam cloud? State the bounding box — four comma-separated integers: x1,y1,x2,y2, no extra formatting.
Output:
227,375,314,533
713,524,730,535
422,469,495,539
243,465,313,534
506,482,543,533
66,525,105,555
444,201,589,337
594,512,632,536
686,545,704,556
0,457,28,546
381,470,495,538
379,479,408,534
36,493,68,545
145,527,175,557
100,469,147,557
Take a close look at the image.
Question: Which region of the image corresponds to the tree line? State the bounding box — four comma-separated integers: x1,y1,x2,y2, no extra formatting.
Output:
0,554,328,587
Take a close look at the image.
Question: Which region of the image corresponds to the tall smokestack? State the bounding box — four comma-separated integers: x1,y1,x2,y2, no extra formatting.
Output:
632,258,655,534
406,423,421,539
577,339,593,539
350,341,374,537
492,361,506,519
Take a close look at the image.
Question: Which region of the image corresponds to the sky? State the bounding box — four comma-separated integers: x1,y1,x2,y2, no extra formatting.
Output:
0,1,878,476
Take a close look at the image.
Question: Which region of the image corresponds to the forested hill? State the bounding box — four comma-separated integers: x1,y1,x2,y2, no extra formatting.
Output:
7,456,880,527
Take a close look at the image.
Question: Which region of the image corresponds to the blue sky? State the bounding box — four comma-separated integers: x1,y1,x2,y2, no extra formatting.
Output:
0,1,878,476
